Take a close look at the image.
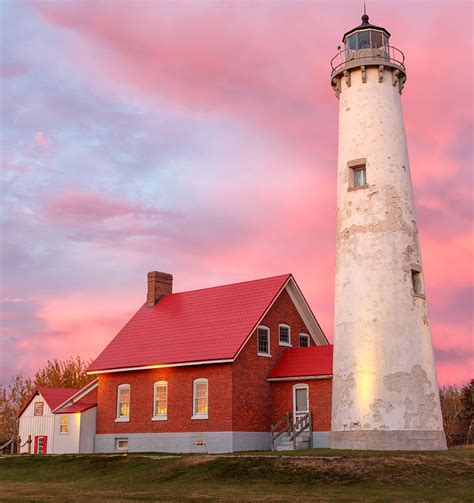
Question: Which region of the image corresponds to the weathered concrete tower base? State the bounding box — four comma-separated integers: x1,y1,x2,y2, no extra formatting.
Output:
331,430,447,451
330,14,447,451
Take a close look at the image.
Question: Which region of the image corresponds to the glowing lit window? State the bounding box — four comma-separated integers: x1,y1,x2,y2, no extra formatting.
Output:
59,415,69,434
257,326,270,356
279,324,291,346
299,334,310,348
116,384,130,420
192,379,208,418
153,381,168,419
34,402,44,416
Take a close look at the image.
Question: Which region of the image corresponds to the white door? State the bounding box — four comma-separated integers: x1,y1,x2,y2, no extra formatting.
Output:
293,384,309,431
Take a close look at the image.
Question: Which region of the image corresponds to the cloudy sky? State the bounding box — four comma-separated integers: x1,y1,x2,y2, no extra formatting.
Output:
0,0,472,387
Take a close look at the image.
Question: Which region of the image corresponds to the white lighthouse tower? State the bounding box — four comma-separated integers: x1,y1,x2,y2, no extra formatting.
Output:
330,13,447,450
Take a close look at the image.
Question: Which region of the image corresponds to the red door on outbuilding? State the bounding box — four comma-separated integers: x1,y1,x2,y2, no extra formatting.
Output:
34,435,47,454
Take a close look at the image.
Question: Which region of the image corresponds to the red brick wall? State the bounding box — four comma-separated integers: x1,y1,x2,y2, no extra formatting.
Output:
231,288,313,431
96,364,232,434
271,379,332,431
76,386,98,406
96,287,320,435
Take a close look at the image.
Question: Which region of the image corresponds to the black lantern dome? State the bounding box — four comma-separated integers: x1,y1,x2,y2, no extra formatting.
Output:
342,14,391,51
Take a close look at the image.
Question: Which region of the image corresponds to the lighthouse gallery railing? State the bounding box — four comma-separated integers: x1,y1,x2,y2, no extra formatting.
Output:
330,45,406,78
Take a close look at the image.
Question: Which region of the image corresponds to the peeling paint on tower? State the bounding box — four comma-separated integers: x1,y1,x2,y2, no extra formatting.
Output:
329,13,447,450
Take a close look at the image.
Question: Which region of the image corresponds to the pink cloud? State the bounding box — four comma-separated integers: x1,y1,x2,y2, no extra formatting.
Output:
34,131,53,150
4,1,471,387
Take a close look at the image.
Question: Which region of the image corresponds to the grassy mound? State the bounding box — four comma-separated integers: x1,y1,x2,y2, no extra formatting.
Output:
0,449,472,501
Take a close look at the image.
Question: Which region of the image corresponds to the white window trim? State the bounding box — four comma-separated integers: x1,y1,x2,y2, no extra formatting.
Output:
59,415,69,435
278,323,292,347
299,333,310,348
116,383,130,422
293,383,310,422
192,378,208,419
152,380,168,421
257,325,271,357
34,402,44,416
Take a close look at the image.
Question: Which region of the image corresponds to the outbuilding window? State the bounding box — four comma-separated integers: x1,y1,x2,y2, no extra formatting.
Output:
279,324,291,346
192,379,208,419
116,384,130,421
59,415,69,434
34,402,44,416
299,334,310,348
257,326,270,356
153,381,168,420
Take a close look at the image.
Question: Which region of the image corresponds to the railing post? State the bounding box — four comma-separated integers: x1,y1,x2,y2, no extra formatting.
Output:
16,436,21,454
27,435,32,454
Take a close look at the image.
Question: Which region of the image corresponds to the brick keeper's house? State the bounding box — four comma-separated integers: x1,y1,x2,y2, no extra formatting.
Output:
19,272,333,453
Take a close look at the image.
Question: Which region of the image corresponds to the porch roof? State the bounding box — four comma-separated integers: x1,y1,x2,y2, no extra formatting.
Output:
268,345,333,379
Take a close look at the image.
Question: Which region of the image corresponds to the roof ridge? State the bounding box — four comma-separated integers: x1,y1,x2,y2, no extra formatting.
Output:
169,273,292,297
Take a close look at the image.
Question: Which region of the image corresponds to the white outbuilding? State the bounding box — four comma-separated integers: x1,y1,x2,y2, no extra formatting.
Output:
18,380,97,454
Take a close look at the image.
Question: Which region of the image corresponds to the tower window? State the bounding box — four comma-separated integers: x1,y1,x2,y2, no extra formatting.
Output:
354,167,367,187
348,159,368,190
411,270,424,296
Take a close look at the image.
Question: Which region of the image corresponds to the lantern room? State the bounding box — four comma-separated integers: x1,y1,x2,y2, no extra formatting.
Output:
343,14,390,50
330,13,406,97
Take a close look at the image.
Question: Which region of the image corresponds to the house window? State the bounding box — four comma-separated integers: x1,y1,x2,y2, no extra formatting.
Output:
348,159,368,190
153,381,168,420
279,324,291,346
116,384,130,421
411,269,424,296
34,402,44,416
257,326,270,356
192,378,208,419
59,415,69,434
299,334,310,348
115,438,128,451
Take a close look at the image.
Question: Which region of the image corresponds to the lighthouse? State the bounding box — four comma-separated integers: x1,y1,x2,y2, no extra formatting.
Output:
330,13,447,450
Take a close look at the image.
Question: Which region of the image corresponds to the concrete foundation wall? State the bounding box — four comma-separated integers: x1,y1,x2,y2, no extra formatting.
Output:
95,431,331,453
313,431,331,448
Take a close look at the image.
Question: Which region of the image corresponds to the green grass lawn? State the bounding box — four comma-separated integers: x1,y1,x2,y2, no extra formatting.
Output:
0,449,472,502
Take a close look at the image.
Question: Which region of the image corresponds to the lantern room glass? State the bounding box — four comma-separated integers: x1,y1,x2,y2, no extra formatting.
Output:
345,30,388,50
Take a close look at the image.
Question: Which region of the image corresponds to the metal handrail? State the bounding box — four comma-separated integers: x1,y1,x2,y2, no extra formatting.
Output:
271,411,292,451
290,411,313,450
330,45,405,76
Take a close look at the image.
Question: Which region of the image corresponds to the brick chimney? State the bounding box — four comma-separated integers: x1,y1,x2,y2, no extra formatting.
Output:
147,271,173,307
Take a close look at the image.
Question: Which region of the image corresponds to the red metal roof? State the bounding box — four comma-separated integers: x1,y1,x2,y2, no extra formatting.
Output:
88,274,291,372
268,345,333,379
18,387,79,417
55,402,96,414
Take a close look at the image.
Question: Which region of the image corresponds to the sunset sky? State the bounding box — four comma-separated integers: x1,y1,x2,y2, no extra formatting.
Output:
1,0,472,387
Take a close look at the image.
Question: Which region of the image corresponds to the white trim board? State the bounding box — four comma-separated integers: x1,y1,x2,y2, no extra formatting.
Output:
267,374,333,382
87,359,233,375
52,378,99,413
